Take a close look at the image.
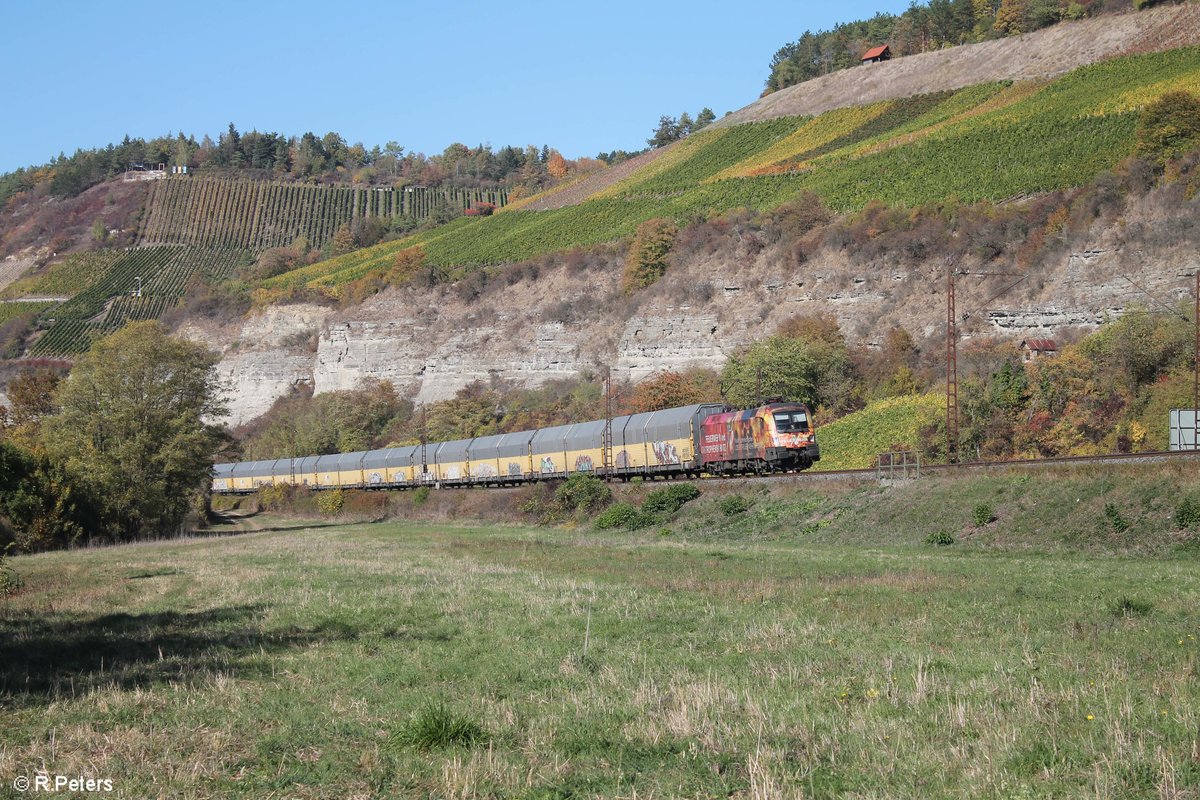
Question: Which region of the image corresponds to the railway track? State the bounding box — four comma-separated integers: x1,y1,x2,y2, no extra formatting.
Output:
725,448,1200,487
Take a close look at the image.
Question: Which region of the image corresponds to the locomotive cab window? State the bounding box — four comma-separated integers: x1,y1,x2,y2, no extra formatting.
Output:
772,411,809,432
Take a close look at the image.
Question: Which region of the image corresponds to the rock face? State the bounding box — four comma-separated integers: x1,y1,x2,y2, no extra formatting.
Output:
314,319,587,404
206,189,1200,426
179,303,332,427
614,315,734,383
215,351,316,426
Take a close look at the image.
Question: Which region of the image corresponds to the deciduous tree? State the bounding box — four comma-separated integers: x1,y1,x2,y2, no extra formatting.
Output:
627,369,722,413
42,322,227,540
721,337,820,409
546,151,569,179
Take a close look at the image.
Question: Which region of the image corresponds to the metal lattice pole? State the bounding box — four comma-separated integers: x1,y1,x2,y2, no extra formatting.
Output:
946,263,959,465
602,368,614,478
420,406,429,481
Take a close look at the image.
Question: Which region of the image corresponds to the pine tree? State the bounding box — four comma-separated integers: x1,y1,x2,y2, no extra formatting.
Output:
647,116,682,148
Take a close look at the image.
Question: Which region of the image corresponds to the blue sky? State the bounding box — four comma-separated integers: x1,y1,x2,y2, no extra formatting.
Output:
0,0,912,174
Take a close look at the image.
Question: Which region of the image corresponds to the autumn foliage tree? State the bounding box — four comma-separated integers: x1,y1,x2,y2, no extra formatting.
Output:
546,151,569,179
389,245,428,284
1136,91,1200,166
993,0,1029,34
4,367,63,450
331,222,356,256
627,369,723,413
622,218,678,293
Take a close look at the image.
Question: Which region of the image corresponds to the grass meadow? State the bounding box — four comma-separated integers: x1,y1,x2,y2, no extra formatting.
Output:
2,494,1199,798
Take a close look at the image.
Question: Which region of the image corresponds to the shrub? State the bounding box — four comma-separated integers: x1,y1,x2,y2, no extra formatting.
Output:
622,218,678,293
317,488,345,516
396,702,487,750
1109,596,1153,618
341,490,388,519
719,494,750,516
626,511,656,530
555,474,612,515
1103,503,1130,534
1175,496,1200,530
0,545,22,597
642,483,702,516
257,484,289,512
412,486,430,506
972,503,995,527
594,502,642,529
925,530,955,546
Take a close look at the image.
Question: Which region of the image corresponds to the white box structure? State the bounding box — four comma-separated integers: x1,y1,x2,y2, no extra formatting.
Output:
1169,409,1198,451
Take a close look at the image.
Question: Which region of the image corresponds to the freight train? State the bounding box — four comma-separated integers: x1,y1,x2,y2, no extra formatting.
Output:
211,401,819,493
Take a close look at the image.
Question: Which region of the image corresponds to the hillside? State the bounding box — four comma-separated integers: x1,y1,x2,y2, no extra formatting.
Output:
1,6,1198,426
257,41,1200,287
0,179,507,355
523,3,1200,212
722,3,1200,129
139,179,507,251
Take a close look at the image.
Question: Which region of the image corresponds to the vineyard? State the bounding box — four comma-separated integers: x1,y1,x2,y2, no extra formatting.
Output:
0,300,55,325
27,246,252,355
258,44,1200,291
140,179,507,252
813,394,944,471
0,250,123,299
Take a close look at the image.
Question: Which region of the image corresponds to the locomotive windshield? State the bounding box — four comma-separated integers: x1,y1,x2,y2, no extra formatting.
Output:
772,411,810,432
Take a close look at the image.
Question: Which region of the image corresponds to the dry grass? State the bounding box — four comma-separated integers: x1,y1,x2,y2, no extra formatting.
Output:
2,511,1199,797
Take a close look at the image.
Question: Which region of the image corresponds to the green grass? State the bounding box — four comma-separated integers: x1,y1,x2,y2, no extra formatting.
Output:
3,466,1200,797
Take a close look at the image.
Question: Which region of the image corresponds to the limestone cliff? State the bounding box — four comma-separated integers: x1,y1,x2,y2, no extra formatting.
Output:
201,189,1198,426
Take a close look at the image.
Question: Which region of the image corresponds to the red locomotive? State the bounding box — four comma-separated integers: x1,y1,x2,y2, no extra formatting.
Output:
700,402,819,474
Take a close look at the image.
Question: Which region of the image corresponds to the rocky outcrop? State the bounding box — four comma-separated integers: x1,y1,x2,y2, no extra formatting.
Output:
614,314,735,383
179,303,332,427
313,319,588,403
202,186,1200,426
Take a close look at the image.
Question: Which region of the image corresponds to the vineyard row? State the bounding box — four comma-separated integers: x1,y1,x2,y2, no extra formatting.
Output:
139,179,507,252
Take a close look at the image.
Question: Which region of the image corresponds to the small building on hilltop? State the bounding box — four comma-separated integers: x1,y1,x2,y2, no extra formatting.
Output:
1020,338,1058,362
861,45,891,64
